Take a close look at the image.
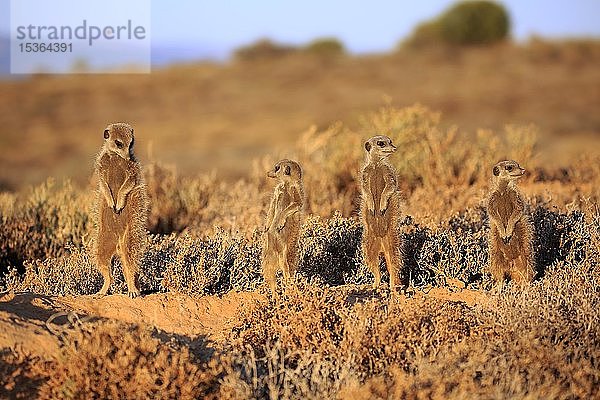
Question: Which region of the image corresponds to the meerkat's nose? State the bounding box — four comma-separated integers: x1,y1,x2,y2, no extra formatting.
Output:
267,171,276,178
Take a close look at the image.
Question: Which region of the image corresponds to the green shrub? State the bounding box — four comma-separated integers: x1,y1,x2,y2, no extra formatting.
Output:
405,1,510,47
405,20,442,48
234,39,297,61
440,1,510,45
303,37,345,56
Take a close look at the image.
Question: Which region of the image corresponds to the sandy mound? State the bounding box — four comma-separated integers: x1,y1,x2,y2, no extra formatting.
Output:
0,293,63,358
0,291,266,360
419,287,488,307
58,291,265,341
0,286,486,361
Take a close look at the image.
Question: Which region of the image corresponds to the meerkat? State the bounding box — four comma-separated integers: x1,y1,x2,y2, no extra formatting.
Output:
261,159,305,294
487,160,534,285
360,135,403,290
94,123,149,298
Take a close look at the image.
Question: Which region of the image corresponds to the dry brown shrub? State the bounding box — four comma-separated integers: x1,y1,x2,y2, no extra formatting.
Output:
0,179,93,274
339,258,600,400
225,283,485,397
39,321,223,400
0,348,50,399
295,105,547,222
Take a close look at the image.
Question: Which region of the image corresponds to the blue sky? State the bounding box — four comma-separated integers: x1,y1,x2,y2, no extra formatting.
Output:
148,0,600,53
1,0,599,62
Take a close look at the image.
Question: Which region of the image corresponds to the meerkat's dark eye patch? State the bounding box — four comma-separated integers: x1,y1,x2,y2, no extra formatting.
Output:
104,129,110,139
493,166,500,176
274,165,280,173
506,165,513,171
365,142,372,152
377,141,385,147
115,140,124,149
285,165,291,175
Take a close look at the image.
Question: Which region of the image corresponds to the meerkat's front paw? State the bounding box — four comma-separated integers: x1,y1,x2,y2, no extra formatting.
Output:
127,289,140,299
503,227,514,244
379,198,388,214
505,226,514,238
115,199,125,214
367,202,376,215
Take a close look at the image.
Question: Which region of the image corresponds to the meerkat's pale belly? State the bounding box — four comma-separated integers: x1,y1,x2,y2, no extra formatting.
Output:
494,192,516,224
365,172,394,237
369,172,385,213
106,157,129,194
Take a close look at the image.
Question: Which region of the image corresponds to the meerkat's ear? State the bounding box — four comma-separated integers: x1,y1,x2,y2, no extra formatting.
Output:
493,166,500,176
129,136,135,159
285,165,291,175
103,129,110,139
364,141,371,152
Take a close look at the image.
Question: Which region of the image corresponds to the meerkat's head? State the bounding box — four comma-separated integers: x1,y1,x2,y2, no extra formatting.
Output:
493,160,525,181
267,159,302,183
364,135,396,161
103,123,135,160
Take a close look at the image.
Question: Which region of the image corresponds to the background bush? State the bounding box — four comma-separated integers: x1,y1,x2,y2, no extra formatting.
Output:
405,0,510,47
303,37,346,56
234,39,297,61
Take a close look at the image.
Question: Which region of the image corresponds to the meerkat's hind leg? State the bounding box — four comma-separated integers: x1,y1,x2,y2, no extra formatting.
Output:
95,241,114,297
508,225,534,286
364,234,382,289
283,239,300,286
93,224,117,297
263,262,277,296
95,262,113,297
262,232,281,295
278,252,296,295
510,255,533,286
119,228,141,298
281,247,292,282
122,260,141,298
489,257,506,285
260,246,277,295
382,233,401,292
489,230,509,285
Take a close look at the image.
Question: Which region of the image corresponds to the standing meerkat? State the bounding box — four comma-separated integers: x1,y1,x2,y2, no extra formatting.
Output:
262,159,305,294
487,160,534,285
360,135,403,290
94,123,149,298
